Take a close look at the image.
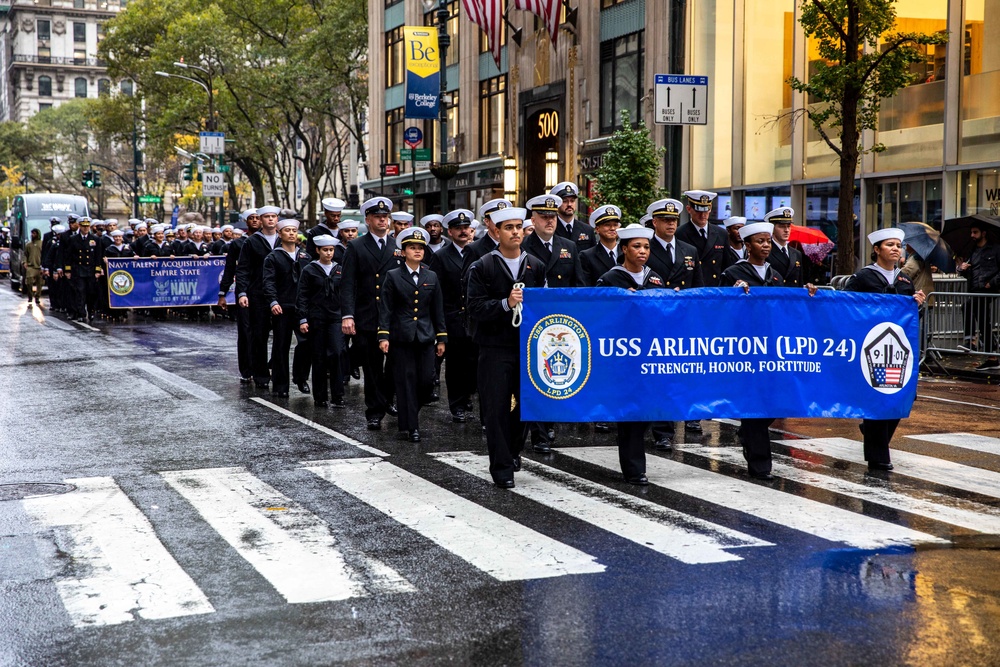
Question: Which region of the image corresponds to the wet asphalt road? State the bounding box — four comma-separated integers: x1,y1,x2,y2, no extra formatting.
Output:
2,285,1000,667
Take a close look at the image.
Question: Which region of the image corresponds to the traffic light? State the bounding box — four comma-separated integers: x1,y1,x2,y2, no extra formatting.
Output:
182,163,194,181
92,170,102,188
82,169,94,188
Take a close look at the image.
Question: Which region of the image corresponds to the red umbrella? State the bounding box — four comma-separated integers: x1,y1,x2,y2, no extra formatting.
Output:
789,225,830,244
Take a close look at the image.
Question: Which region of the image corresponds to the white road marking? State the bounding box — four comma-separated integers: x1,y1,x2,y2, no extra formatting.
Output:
41,315,76,331
252,398,389,456
680,446,1000,535
304,458,605,580
161,467,413,603
560,447,947,549
918,394,1000,413
779,437,1000,499
73,320,99,332
432,452,772,564
22,476,214,627
134,362,222,401
905,432,1000,456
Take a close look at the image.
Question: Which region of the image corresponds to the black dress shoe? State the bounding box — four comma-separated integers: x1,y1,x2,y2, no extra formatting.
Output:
868,462,894,471
386,402,398,416
532,443,552,454
274,391,289,398
594,423,611,433
748,470,775,481
685,421,703,433
297,382,310,394
409,429,421,443
367,418,382,430
314,400,328,407
654,438,673,452
512,456,522,472
494,479,515,489
452,410,467,423
239,377,252,384
624,474,649,486
351,368,361,380
254,380,269,389
430,387,440,401
331,397,346,408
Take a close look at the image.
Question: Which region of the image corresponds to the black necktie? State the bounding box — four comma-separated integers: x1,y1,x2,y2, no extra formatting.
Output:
700,228,707,240
667,243,674,264
609,249,615,262
411,271,419,285
377,237,384,250
544,241,552,255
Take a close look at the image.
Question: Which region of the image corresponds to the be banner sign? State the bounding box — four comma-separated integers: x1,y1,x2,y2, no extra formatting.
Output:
403,26,440,120
519,288,919,422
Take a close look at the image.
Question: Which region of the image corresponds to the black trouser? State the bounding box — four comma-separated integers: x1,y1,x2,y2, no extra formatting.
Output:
478,345,525,484
650,422,674,443
392,340,435,431
270,308,310,393
529,422,555,446
617,422,648,478
861,418,899,465
309,319,344,403
445,333,478,415
247,296,272,383
236,305,253,379
356,330,392,420
738,418,776,475
69,275,97,319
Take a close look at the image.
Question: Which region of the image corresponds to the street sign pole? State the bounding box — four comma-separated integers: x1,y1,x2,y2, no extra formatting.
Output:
380,149,385,197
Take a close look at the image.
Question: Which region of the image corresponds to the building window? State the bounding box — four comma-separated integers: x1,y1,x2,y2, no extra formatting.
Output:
37,47,51,64
479,75,506,157
386,107,405,169
98,79,111,96
75,77,88,98
385,0,401,6
74,0,85,8
74,49,87,65
479,24,506,52
97,22,105,42
120,80,134,96
424,1,459,67
74,22,87,43
599,31,643,135
385,27,404,88
39,103,53,112
426,90,459,162
37,20,50,41
38,76,52,97
601,0,628,8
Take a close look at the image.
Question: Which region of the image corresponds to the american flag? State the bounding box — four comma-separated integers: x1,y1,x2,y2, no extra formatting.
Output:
462,0,504,68
874,366,902,385
512,0,562,47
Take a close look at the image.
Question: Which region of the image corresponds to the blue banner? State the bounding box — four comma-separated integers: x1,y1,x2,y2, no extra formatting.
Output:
519,288,919,422
0,247,9,274
106,257,235,308
403,26,440,119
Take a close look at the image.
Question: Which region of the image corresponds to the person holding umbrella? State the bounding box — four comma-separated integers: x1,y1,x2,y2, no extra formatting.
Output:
957,221,999,370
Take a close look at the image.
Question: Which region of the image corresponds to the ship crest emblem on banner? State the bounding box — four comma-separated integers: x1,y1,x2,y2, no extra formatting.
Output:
527,314,591,399
109,270,134,296
861,323,913,394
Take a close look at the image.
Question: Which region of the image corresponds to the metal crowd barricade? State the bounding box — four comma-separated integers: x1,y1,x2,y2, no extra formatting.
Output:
922,290,1000,375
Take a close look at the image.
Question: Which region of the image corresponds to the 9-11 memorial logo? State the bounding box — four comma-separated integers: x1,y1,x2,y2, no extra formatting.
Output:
109,270,135,296
861,322,913,394
527,315,591,399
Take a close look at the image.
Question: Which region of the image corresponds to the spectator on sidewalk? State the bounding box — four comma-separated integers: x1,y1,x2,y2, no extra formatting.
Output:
957,222,999,371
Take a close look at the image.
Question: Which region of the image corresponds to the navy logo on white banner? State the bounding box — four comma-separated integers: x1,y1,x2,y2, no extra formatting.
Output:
861,323,912,394
527,315,591,399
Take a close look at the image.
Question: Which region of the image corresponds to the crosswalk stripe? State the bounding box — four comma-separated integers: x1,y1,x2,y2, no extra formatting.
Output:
21,477,214,627
304,458,605,580
134,362,222,401
251,398,389,457
161,467,414,603
679,446,1000,535
777,437,1000,499
905,432,1000,456
560,448,948,549
431,452,772,564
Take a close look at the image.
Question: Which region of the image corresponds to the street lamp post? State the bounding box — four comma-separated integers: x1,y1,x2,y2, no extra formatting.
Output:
425,0,458,212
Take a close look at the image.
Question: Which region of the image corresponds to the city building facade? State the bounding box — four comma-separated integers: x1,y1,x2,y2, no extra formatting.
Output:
365,0,1000,268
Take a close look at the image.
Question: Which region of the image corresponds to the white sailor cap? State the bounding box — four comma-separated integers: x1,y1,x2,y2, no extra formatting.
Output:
256,205,281,216
185,223,198,231
201,225,214,234
683,190,718,212
312,234,338,247
470,219,481,230
724,216,747,229
321,197,346,213
233,228,245,236
240,208,258,221
617,224,654,240
589,205,622,227
420,214,444,227
210,226,222,234
640,213,653,228
337,220,361,230
526,194,562,214
110,229,125,237
150,224,165,234
135,222,148,230
165,228,176,235
276,218,300,230
391,211,414,224
523,218,535,230
127,218,141,226
78,216,92,224
221,224,234,232
490,207,528,225
91,219,105,226
739,222,774,241
441,210,473,228
104,218,118,226
396,226,429,249
647,198,684,218
143,217,158,225
479,198,512,219
52,224,67,233
549,181,579,199
763,207,795,224
361,197,393,216
868,228,905,245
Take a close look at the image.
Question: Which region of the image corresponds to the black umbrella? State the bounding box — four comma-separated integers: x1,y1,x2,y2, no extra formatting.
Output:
941,214,1000,260
898,222,956,273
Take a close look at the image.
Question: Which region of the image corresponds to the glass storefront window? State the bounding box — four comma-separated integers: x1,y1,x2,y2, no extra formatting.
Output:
875,178,943,229
479,76,506,157
959,168,1000,216
690,0,733,190
874,0,947,172
803,37,840,180
742,0,794,184
960,0,1000,164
